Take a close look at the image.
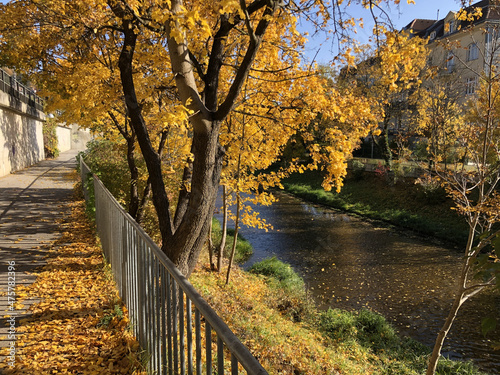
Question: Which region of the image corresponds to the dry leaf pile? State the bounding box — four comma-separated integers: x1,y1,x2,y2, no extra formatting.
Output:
0,194,146,374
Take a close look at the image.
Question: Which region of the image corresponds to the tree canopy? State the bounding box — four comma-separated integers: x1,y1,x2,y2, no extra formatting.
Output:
0,0,417,276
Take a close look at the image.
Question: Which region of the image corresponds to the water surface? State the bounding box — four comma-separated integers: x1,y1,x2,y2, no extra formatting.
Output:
218,192,500,373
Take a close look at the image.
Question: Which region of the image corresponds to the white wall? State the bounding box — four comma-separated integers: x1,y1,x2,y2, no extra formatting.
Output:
56,125,72,153
0,91,45,177
70,124,93,152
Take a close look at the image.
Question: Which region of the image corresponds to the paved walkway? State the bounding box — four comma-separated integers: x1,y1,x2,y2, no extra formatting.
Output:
0,149,81,371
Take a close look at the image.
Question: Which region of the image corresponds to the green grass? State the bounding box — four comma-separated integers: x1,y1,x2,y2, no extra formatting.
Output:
211,218,253,263
249,257,312,322
282,170,469,247
249,256,305,292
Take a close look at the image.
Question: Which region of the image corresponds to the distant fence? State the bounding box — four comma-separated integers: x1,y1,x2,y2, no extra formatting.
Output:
80,159,268,375
347,157,424,178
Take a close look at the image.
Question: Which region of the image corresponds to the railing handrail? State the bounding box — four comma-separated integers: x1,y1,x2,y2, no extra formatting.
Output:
80,158,268,375
0,67,45,111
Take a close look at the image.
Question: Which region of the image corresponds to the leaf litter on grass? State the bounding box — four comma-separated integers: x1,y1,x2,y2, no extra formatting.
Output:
0,192,146,374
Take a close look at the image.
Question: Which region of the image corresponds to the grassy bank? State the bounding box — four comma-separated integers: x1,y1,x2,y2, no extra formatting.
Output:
191,255,485,375
282,170,469,247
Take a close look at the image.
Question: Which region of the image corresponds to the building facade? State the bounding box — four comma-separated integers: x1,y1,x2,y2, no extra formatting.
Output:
405,0,500,101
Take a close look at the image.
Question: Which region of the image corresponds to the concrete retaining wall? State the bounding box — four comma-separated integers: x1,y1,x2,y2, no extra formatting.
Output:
56,125,72,153
0,90,45,177
70,124,93,152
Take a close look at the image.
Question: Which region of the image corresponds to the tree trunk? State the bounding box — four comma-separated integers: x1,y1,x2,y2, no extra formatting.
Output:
381,119,393,170
110,0,276,277
135,180,151,225
426,292,465,375
125,134,140,219
166,126,224,277
208,217,215,270
217,185,228,273
226,192,241,284
427,222,477,375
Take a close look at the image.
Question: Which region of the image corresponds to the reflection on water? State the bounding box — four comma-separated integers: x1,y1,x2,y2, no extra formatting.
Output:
217,192,500,373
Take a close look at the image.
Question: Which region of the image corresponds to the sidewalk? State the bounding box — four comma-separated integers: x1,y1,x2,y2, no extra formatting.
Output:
0,149,81,370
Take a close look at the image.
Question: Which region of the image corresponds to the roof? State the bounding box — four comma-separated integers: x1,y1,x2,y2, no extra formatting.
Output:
404,0,500,41
404,19,437,33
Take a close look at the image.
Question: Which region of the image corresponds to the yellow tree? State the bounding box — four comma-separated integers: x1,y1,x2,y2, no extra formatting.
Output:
411,77,464,169
0,0,414,276
7,22,184,223
340,30,429,170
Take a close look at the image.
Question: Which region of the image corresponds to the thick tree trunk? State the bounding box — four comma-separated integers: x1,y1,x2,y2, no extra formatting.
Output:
116,21,175,248
165,125,224,277
110,0,276,277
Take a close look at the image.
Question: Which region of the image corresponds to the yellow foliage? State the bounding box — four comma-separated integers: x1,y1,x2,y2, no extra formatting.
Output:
0,194,145,375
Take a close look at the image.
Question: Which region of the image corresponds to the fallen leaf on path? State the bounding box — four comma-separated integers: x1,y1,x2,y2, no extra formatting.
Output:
0,192,146,374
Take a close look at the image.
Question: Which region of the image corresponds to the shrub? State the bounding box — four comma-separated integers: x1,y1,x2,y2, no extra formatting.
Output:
249,257,312,322
318,308,358,343
43,118,59,158
249,256,304,293
374,162,389,181
355,309,398,349
350,159,365,180
81,139,131,204
414,174,446,204
319,308,398,350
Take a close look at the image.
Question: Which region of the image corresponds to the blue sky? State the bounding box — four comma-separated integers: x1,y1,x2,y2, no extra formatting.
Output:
301,0,464,64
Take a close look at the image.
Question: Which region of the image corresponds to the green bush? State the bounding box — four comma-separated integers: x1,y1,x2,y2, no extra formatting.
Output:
318,308,484,374
249,257,312,322
317,308,358,343
319,308,412,353
249,256,305,293
355,308,398,349
42,119,59,158
414,174,447,204
81,139,131,204
350,159,365,180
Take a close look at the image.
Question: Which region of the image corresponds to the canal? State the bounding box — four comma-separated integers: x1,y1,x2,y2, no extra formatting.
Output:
219,191,500,373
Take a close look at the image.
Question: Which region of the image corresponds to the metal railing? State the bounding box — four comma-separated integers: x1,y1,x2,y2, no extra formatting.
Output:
0,68,44,115
80,159,267,375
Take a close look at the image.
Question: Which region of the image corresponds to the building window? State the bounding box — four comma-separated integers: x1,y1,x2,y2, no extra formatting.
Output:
467,43,479,61
430,31,436,40
446,51,455,72
485,27,497,45
465,76,478,95
446,21,455,34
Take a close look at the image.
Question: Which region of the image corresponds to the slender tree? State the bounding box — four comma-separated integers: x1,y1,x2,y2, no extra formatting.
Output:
425,21,500,375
